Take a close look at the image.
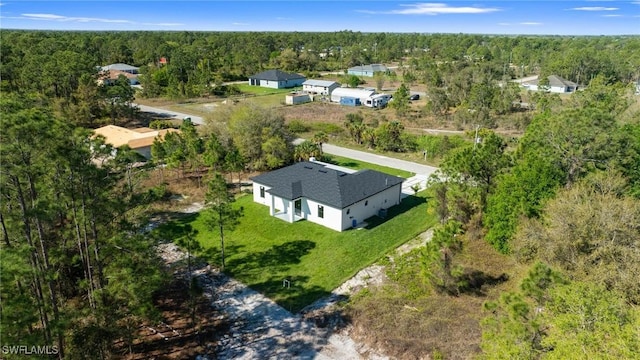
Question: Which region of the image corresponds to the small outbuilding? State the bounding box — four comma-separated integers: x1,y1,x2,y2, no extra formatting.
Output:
285,92,311,105
248,69,306,89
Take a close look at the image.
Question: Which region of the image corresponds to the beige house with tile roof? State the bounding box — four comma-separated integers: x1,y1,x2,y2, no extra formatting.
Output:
93,125,179,159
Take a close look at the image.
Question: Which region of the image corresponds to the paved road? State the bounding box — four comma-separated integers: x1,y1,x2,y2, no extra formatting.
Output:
135,103,205,125
294,139,439,196
321,143,438,176
322,143,439,196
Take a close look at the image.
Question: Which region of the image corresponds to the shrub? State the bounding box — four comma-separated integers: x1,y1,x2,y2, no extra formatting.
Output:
288,119,310,133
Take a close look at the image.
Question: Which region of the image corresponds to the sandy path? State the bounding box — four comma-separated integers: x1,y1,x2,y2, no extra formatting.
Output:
154,203,433,359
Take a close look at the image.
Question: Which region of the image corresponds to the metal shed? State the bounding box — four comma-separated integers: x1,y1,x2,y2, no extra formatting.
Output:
330,87,376,103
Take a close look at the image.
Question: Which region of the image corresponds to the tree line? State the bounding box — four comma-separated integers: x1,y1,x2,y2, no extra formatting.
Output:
0,94,165,358
3,30,638,102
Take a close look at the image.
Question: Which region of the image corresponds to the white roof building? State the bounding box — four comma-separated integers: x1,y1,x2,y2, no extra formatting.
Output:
330,87,376,103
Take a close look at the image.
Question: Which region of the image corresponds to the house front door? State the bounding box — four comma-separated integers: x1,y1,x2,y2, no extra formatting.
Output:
294,199,302,217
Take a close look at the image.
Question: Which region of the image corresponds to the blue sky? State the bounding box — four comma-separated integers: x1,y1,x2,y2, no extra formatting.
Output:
1,1,639,35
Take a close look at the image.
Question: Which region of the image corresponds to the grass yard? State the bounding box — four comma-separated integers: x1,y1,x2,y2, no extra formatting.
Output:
158,191,436,312
323,154,414,178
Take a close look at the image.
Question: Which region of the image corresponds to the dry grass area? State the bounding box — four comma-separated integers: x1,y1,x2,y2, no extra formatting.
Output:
346,227,525,360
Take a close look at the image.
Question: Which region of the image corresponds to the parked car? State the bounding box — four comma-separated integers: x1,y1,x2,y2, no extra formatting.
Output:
409,94,420,100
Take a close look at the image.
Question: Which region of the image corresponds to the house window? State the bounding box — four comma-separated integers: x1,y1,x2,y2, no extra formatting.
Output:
365,200,368,206
260,186,265,198
318,205,324,218
346,208,350,215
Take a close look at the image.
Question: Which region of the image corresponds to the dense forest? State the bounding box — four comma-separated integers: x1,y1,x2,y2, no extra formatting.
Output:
1,30,640,359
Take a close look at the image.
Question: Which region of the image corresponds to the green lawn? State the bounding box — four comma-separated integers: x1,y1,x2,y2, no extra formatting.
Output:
323,154,415,179
158,191,436,312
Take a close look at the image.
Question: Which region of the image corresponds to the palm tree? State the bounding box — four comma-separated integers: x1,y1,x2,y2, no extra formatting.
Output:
294,140,321,162
311,131,329,155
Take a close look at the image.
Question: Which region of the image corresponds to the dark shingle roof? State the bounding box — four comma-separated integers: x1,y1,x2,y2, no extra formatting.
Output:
250,162,403,209
249,69,305,81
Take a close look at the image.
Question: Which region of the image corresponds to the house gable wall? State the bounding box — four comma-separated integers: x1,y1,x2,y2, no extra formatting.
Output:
253,182,272,206
340,183,402,230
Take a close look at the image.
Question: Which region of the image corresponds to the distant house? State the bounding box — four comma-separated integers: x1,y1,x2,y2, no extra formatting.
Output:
635,80,640,95
93,125,179,159
248,69,306,89
330,87,376,104
302,79,340,96
100,63,140,74
522,75,578,93
347,64,388,77
98,69,140,86
251,161,403,231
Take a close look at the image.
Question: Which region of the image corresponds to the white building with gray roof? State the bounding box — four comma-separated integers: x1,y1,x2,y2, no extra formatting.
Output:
347,64,388,77
522,75,578,93
100,63,140,74
302,79,340,95
251,161,403,231
248,69,306,89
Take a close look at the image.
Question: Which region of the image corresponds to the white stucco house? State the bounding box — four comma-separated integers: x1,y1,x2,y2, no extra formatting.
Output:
302,79,340,96
250,161,404,231
522,75,578,93
248,69,306,89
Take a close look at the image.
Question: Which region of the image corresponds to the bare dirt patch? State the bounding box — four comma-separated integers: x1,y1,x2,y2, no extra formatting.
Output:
121,278,226,360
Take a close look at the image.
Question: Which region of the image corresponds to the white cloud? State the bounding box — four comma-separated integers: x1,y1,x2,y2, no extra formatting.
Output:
571,6,618,11
232,22,250,26
520,22,542,25
17,13,181,26
359,3,500,15
602,14,623,17
22,13,133,23
498,22,511,26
